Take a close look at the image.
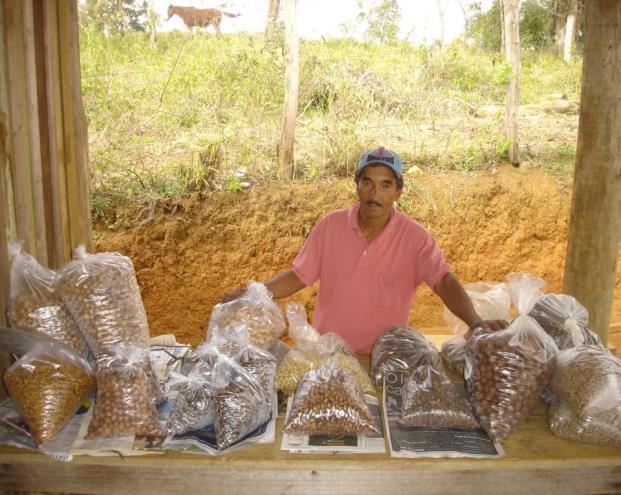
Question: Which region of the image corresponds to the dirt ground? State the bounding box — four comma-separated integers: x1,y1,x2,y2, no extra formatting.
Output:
94,166,621,349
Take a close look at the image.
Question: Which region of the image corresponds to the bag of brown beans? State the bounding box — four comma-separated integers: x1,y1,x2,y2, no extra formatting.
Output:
464,273,557,441
0,327,95,444
370,326,440,386
212,347,276,450
400,365,479,430
529,294,603,350
7,242,87,356
276,303,374,395
546,345,621,447
166,366,215,436
444,282,511,336
284,359,379,437
207,281,285,350
86,345,166,439
55,246,151,357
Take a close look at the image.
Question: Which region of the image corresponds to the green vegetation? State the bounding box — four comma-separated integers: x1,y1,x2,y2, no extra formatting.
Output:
81,29,581,214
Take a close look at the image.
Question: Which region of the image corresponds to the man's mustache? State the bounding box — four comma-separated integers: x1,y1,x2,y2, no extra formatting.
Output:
366,200,382,207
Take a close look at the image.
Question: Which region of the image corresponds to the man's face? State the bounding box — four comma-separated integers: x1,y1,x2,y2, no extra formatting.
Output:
356,165,402,221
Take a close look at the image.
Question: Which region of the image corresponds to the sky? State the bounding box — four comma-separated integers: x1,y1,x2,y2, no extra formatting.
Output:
156,0,495,44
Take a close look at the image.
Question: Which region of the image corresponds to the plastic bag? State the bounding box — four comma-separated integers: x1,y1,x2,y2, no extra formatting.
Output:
370,326,440,386
400,365,479,430
0,328,95,444
86,345,165,439
183,323,249,373
548,400,621,448
441,335,467,377
464,273,557,441
275,303,373,395
55,246,150,356
167,366,214,436
444,282,511,336
212,348,276,450
529,294,602,350
207,281,285,349
7,242,86,355
284,359,379,437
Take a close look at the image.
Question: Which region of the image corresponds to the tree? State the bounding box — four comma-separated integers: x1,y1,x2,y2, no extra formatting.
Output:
503,0,520,165
265,0,281,39
357,0,401,44
80,0,147,35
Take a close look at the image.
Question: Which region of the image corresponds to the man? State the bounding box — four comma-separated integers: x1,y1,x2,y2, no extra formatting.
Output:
224,147,507,353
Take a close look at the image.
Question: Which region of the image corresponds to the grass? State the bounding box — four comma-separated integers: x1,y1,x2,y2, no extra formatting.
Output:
80,29,582,216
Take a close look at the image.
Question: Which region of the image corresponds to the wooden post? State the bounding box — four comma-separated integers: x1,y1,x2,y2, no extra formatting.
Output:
277,0,299,180
502,0,520,166
563,11,576,62
554,0,567,55
265,0,280,39
563,0,621,346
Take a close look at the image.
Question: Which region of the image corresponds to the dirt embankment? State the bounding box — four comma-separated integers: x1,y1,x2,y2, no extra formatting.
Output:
94,167,621,347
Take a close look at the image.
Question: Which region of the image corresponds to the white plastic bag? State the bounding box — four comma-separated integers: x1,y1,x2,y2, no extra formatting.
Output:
166,367,215,436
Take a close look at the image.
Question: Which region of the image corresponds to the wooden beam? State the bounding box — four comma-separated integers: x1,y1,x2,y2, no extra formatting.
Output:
563,0,621,346
502,0,520,166
277,0,299,181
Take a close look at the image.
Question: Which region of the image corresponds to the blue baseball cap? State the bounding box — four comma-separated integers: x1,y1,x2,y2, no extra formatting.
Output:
357,146,402,180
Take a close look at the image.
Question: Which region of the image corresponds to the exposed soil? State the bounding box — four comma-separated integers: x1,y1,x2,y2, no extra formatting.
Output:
94,166,621,348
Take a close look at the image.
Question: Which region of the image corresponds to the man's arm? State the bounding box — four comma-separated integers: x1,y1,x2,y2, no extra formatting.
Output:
434,272,508,335
221,268,305,302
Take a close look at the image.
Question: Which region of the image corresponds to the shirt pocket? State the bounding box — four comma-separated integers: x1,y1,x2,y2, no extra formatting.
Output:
372,275,408,309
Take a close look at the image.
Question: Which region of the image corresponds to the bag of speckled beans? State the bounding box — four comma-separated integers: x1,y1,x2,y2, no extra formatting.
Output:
0,328,95,445
547,345,621,448
166,366,215,436
275,302,374,396
464,273,558,441
7,242,87,356
207,281,286,350
86,344,165,439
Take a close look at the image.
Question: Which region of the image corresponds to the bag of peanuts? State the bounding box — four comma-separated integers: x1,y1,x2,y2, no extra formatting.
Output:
441,335,467,377
275,302,374,396
547,345,621,447
529,293,603,350
370,326,440,386
207,281,285,350
464,273,558,441
86,345,166,439
166,366,215,436
400,365,479,430
54,246,151,356
212,347,276,450
0,327,95,444
284,358,379,437
7,242,87,356
444,282,511,336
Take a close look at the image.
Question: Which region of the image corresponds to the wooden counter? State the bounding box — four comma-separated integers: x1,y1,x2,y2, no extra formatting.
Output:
0,401,620,495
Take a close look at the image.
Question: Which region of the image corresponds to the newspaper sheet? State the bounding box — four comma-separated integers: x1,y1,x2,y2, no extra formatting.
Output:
382,369,504,458
281,394,386,454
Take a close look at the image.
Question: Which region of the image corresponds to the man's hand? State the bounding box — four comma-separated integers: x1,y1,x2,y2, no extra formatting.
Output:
465,319,509,338
220,287,247,303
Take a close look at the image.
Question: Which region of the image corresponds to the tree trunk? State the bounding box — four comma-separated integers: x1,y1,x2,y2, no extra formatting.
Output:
436,0,445,46
564,12,576,61
277,0,298,180
563,0,621,346
265,0,280,39
502,0,520,165
554,0,567,55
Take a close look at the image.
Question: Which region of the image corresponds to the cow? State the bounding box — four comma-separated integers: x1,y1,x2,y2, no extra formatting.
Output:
167,5,240,34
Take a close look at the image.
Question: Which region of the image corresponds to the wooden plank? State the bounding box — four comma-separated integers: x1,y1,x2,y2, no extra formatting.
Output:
502,0,520,165
0,402,620,495
563,1,621,346
43,0,71,267
277,0,299,180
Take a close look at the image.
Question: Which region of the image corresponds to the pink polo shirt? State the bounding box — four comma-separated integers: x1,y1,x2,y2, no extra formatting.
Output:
292,203,451,353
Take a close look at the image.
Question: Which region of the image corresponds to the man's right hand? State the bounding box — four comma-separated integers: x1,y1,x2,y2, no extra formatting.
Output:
220,287,247,303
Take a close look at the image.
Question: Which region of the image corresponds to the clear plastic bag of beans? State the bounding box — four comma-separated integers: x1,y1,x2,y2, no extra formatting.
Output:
284,359,379,437
54,246,150,356
400,365,479,430
548,400,621,448
276,303,373,395
87,345,165,439
167,367,215,436
207,281,285,350
441,335,467,377
7,242,87,356
183,324,248,374
444,282,511,336
370,326,440,386
464,273,558,441
0,328,95,444
212,350,275,450
529,294,603,350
